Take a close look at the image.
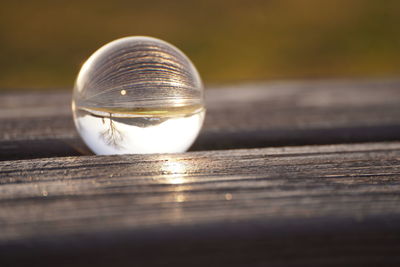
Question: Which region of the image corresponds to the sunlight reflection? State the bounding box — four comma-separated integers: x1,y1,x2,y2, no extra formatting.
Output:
156,158,193,204
161,160,188,185
174,194,186,203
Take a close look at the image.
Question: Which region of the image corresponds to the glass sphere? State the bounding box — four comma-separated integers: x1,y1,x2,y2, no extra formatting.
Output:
72,36,205,155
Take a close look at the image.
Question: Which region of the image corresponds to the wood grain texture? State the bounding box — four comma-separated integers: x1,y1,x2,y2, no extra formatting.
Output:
1,79,400,160
1,142,400,266
1,80,400,266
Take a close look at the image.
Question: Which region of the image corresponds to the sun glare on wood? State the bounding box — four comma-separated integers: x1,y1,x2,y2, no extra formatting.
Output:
162,161,188,185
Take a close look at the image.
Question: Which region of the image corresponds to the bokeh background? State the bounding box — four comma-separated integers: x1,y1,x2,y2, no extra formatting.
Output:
1,0,400,89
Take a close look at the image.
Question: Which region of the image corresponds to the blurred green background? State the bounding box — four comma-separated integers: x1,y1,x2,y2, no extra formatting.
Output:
1,0,400,89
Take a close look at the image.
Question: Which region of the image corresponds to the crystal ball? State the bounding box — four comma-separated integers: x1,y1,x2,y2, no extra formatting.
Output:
72,36,205,155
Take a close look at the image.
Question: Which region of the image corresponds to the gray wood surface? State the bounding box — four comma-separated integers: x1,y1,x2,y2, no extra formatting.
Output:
1,79,400,160
1,142,400,266
1,80,400,266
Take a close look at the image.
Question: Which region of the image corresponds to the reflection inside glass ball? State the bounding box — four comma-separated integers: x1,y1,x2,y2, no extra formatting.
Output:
72,36,205,155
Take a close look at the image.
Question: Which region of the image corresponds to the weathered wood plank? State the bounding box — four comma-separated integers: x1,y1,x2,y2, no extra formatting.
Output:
1,142,400,266
1,80,400,160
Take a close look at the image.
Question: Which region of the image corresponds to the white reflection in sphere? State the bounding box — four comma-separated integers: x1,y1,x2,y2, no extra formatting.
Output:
72,36,205,155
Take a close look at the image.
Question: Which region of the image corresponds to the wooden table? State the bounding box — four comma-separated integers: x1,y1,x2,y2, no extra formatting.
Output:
1,80,400,266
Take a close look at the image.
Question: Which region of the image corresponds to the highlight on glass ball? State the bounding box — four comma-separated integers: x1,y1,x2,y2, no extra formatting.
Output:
72,36,205,155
